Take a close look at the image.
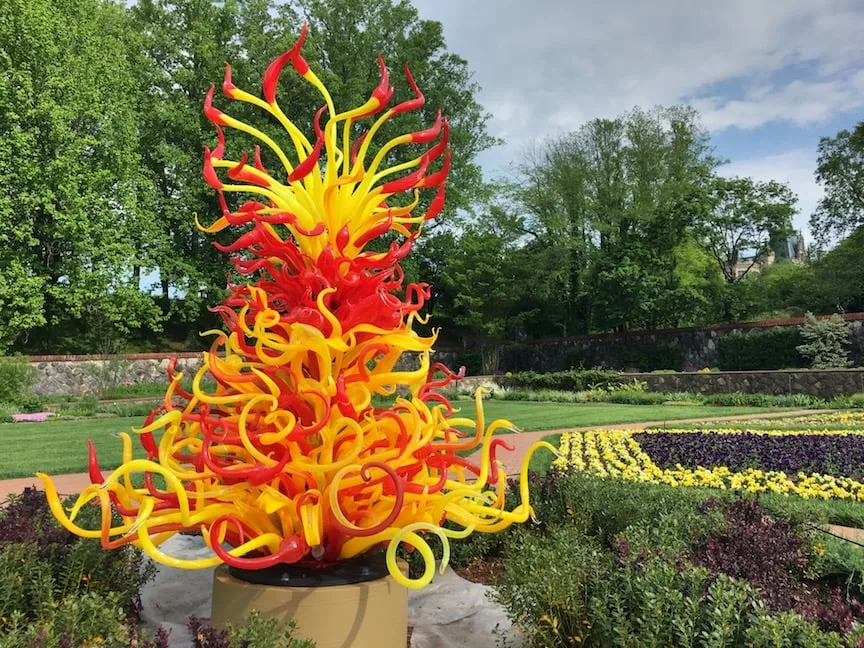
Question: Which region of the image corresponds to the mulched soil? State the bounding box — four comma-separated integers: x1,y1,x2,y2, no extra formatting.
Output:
454,557,505,586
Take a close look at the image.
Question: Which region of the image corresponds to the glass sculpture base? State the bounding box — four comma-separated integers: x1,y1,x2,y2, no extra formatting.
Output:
210,553,408,648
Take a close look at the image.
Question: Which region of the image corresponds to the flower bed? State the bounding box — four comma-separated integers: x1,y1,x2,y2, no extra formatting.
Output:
553,428,864,501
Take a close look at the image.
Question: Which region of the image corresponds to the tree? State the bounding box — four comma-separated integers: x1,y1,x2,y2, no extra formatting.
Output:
437,205,536,373
810,121,864,248
0,0,162,352
697,176,797,284
130,0,497,315
809,226,864,314
516,105,718,334
129,0,242,320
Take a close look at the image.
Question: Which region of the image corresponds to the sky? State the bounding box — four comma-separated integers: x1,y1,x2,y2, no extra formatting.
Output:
413,0,864,239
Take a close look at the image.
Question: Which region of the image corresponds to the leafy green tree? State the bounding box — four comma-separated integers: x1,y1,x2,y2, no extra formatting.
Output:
129,0,242,319
517,105,718,333
810,120,864,247
742,261,815,319
0,0,162,352
130,0,496,316
438,206,536,373
809,226,864,314
697,176,797,284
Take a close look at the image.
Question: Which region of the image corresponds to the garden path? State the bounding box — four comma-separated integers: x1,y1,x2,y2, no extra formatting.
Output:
0,408,827,502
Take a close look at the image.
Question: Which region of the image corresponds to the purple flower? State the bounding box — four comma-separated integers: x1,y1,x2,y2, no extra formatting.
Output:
633,431,864,479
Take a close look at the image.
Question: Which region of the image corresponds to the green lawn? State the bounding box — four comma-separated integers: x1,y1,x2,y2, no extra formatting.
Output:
0,417,151,480
0,402,789,479
460,400,787,433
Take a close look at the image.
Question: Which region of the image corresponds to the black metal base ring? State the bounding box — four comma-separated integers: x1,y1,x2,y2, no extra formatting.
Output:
227,549,389,588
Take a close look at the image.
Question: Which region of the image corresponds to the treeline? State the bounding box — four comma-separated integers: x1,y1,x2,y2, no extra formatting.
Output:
1,0,862,362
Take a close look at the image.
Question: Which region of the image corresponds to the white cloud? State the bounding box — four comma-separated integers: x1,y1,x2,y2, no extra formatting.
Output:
412,0,863,239
693,70,864,131
414,0,864,144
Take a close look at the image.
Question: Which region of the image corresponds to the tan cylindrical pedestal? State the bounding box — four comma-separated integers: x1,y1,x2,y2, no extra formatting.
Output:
210,563,408,648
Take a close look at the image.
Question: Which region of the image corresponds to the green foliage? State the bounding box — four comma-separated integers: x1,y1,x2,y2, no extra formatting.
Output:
494,389,583,403
492,523,796,648
617,342,683,372
0,355,36,403
493,474,864,647
0,489,162,646
810,120,864,247
515,106,720,335
498,369,624,392
0,591,170,648
716,328,804,370
437,211,538,373
226,610,317,648
584,389,669,405
700,392,825,408
796,312,851,369
0,0,164,353
56,396,99,417
15,394,46,413
698,176,797,285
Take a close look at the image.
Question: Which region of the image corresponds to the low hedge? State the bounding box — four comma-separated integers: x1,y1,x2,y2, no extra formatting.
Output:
498,369,624,392
717,328,805,371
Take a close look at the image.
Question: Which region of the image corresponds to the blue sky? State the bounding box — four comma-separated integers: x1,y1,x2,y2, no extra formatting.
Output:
414,0,864,239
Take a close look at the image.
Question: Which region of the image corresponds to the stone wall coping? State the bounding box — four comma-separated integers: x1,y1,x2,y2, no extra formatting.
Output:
28,352,203,363
623,369,864,376
459,369,864,381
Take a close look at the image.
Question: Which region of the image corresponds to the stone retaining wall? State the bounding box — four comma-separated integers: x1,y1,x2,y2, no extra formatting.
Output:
30,353,204,396
460,312,864,373
26,352,864,399
627,369,864,398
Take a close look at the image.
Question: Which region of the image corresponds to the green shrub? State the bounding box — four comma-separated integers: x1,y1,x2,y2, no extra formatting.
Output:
498,369,623,392
187,610,317,648
492,523,778,648
0,489,156,622
662,391,705,403
796,312,851,370
717,328,804,370
494,479,864,647
98,401,161,417
56,396,99,417
493,388,582,403
0,402,15,423
15,394,46,413
563,345,593,370
701,392,825,408
527,471,718,544
0,489,163,647
0,355,36,403
587,389,668,405
703,392,773,407
617,342,682,372
0,591,170,648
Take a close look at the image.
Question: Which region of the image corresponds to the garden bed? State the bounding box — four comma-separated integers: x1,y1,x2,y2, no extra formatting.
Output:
553,413,864,502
